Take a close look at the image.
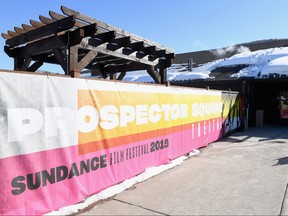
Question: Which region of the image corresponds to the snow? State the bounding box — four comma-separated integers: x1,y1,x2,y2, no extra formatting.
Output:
85,46,288,82
197,46,288,79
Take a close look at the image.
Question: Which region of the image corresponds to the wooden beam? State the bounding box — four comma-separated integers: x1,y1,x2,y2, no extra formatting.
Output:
1,33,12,39
77,50,98,71
148,49,166,61
69,45,79,77
157,57,173,69
107,36,131,51
20,57,32,71
14,57,24,70
49,11,86,28
90,56,125,65
147,66,160,84
8,30,19,37
117,71,126,80
122,41,144,55
6,15,76,47
88,31,116,47
30,19,45,28
159,68,167,84
5,23,96,58
68,47,98,77
136,46,156,58
27,61,43,72
103,62,147,73
22,23,36,31
14,27,27,34
39,15,54,24
52,48,67,73
109,73,116,80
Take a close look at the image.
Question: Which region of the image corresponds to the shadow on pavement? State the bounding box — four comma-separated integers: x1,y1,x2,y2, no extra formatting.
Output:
273,157,288,166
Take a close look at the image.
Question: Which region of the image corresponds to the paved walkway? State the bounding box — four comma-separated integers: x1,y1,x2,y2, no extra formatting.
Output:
77,125,288,216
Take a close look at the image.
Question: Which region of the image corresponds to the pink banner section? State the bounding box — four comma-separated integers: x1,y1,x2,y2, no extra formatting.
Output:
0,118,223,215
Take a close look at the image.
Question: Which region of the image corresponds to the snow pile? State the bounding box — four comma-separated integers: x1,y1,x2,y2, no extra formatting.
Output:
195,46,288,79
220,47,288,78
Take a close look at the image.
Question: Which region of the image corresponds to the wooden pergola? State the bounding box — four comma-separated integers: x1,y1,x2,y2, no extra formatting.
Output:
2,6,175,84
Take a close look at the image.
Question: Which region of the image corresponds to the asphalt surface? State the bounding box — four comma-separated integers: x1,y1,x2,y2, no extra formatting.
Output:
77,125,288,216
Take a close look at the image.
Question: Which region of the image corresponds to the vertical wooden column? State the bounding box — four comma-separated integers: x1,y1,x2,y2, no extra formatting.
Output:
110,73,116,80
69,45,80,78
14,57,24,70
14,57,32,71
159,68,167,85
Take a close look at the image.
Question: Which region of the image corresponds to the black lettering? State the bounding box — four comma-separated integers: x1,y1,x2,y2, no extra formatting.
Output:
80,159,90,175
27,172,41,190
68,163,80,179
100,154,107,168
56,166,68,182
91,157,99,171
11,176,26,195
42,168,56,187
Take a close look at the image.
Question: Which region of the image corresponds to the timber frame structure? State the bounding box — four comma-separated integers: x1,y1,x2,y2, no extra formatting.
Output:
2,6,174,84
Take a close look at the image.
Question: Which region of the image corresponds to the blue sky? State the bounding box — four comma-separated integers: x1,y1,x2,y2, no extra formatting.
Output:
1,0,288,71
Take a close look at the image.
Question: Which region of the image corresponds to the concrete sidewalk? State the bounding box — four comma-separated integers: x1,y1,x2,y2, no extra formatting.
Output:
77,125,288,216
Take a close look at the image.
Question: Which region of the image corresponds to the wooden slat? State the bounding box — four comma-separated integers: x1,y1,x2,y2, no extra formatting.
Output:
5,23,96,57
122,41,144,55
49,11,86,28
107,36,131,51
30,19,45,28
94,57,127,65
88,31,116,47
8,30,19,37
136,46,156,58
39,15,54,24
148,49,166,61
22,24,36,31
1,33,12,39
14,27,27,34
6,15,76,47
61,5,174,53
77,50,98,71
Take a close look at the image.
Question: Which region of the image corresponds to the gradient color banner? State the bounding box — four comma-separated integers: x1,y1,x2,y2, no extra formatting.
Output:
0,71,240,215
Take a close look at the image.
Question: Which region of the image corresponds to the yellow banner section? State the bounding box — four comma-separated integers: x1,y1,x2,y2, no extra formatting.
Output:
78,90,223,144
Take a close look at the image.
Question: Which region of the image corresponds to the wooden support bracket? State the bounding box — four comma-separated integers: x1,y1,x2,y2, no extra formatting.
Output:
69,45,98,78
147,66,160,84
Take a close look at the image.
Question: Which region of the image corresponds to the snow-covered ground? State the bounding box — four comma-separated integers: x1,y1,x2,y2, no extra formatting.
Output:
87,46,288,83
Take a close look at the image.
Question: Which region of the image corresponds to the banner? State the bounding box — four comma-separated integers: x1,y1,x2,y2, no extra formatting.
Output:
0,71,240,215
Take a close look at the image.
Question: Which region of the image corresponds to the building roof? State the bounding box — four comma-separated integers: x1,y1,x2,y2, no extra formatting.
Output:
174,38,288,66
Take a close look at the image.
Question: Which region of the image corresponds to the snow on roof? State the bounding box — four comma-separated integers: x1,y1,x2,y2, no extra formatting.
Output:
86,46,288,82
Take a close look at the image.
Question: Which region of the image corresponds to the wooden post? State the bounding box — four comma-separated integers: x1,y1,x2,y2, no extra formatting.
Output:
69,45,80,78
110,73,116,80
160,68,167,84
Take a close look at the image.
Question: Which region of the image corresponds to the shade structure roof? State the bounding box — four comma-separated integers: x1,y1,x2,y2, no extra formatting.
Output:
2,6,174,83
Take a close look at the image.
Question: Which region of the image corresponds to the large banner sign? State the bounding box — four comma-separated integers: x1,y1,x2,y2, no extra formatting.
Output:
0,72,240,215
